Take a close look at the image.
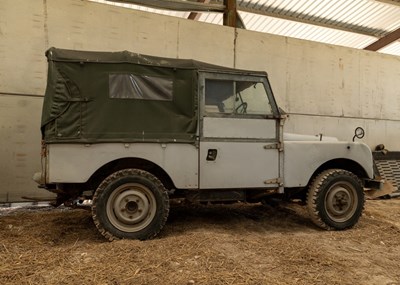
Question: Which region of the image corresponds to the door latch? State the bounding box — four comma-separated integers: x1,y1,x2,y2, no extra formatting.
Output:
206,149,218,161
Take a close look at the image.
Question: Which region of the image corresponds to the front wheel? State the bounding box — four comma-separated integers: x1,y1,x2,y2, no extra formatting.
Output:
307,169,364,230
92,169,169,241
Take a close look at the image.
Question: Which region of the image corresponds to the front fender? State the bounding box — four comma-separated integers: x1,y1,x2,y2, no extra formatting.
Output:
283,141,374,188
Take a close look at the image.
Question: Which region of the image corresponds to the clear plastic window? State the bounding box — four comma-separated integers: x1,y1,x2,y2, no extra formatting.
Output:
109,74,173,101
236,81,273,115
205,80,235,113
205,79,272,115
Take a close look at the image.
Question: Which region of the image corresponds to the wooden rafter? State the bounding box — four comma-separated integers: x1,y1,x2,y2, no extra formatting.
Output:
375,0,400,7
188,0,209,21
364,27,400,51
188,0,245,28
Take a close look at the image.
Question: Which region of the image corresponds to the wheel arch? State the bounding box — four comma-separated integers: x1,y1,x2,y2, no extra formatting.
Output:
308,158,368,187
87,157,175,192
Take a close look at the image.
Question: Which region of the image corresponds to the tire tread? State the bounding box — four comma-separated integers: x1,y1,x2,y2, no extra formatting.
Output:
92,169,169,241
307,169,364,230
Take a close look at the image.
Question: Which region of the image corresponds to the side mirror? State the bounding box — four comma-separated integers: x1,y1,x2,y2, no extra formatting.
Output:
353,127,365,142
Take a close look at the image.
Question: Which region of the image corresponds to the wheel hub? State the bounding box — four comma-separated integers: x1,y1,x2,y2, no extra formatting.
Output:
106,183,157,232
325,182,357,222
328,188,351,214
126,201,139,212
114,189,149,224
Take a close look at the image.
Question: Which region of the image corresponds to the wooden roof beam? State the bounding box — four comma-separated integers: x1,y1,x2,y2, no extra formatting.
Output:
188,0,209,21
364,27,400,51
375,0,400,7
222,0,236,27
188,0,245,28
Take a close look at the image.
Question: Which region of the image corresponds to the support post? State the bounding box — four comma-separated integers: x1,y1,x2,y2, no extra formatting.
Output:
223,0,237,28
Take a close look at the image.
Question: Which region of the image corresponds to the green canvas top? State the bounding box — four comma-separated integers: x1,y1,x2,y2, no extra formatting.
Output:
41,47,267,144
45,47,267,75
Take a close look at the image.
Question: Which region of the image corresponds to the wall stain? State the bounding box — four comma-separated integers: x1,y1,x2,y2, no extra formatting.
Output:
338,58,344,70
43,0,49,48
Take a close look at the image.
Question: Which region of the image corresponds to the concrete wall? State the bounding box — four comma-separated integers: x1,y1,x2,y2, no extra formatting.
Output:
1,0,400,202
235,30,400,147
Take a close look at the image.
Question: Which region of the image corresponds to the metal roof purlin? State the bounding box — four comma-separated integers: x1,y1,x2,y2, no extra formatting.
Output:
364,27,400,51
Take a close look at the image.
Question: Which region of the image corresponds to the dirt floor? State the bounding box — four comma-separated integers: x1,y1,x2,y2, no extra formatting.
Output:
1,199,400,285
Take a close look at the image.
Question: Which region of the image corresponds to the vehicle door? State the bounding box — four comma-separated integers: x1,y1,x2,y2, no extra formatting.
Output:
198,72,282,189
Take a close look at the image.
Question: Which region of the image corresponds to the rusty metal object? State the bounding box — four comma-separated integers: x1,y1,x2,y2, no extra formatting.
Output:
365,181,395,199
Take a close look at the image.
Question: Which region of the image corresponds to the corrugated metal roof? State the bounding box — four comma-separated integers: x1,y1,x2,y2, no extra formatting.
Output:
238,11,377,48
238,0,399,36
91,0,400,57
380,41,400,56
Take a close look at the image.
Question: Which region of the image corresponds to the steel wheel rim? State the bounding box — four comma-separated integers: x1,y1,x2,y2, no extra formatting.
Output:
106,183,157,233
324,181,358,223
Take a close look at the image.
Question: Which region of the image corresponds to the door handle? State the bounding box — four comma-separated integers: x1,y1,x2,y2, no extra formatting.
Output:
206,149,218,161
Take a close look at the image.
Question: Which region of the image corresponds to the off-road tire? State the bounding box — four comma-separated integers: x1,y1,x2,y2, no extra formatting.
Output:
92,169,169,241
307,169,364,230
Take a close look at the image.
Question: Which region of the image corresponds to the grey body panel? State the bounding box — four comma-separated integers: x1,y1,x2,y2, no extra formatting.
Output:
47,143,198,189
45,140,373,191
283,141,374,187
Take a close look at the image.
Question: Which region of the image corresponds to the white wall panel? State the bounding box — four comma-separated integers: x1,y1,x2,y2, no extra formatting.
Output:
177,19,234,67
0,1,47,95
0,95,46,202
236,30,400,123
46,0,180,57
284,38,362,117
234,29,288,111
285,114,400,150
359,52,400,120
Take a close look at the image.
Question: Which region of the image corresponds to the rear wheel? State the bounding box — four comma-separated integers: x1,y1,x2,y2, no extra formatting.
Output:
92,169,169,241
307,169,364,230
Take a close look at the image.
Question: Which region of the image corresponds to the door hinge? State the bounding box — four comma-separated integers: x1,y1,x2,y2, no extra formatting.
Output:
264,143,283,152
